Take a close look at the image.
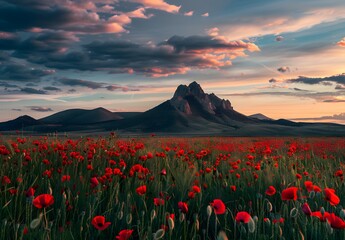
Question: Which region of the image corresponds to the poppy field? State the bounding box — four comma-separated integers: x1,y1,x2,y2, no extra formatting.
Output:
1,135,345,240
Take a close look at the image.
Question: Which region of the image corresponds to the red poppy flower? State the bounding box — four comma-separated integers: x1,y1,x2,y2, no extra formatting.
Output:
324,188,340,206
188,191,195,199
136,185,147,195
281,187,298,200
116,229,133,240
25,187,35,198
153,198,165,206
192,185,201,193
272,217,285,224
178,201,188,213
32,194,54,209
90,177,99,188
311,211,330,222
265,186,276,196
91,216,111,231
230,185,236,192
304,181,313,192
301,203,312,216
210,199,226,215
326,213,345,229
235,211,251,223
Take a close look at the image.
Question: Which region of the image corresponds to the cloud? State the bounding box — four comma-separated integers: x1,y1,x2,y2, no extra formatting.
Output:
27,35,259,77
0,81,19,88
105,85,140,92
0,62,54,81
207,27,219,37
43,86,62,91
337,38,345,47
29,106,53,112
129,0,181,14
20,87,47,94
57,78,103,89
57,78,141,92
286,73,345,85
0,0,128,34
269,78,278,83
291,112,345,121
335,84,345,90
275,35,284,41
277,66,290,73
323,99,345,102
184,11,193,16
11,108,22,111
221,4,345,40
202,12,209,17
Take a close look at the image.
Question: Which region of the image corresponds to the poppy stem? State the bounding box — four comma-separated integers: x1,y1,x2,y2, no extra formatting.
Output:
214,215,218,240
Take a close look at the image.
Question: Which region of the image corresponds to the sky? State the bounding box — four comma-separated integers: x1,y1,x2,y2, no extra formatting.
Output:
0,0,345,123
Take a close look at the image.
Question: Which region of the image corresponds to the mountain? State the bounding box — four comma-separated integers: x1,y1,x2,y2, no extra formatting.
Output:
0,115,41,131
249,113,273,121
40,107,139,125
1,81,345,136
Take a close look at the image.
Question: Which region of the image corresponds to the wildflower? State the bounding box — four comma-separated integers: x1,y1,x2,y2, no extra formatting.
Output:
32,194,54,209
210,199,226,215
91,216,111,231
324,188,340,206
235,211,251,223
178,201,188,213
301,203,312,216
281,187,298,200
116,229,133,240
136,185,147,195
265,186,276,196
326,213,345,229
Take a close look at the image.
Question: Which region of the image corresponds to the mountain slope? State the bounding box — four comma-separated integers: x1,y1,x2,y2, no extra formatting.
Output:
0,115,41,131
40,107,138,125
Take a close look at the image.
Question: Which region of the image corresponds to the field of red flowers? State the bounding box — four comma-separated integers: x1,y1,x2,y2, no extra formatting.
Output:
1,135,345,239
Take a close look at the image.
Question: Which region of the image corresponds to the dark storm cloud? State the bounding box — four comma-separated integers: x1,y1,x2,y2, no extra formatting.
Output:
29,106,53,112
161,35,259,53
0,63,55,81
105,85,140,92
286,74,345,85
27,35,259,77
0,0,125,34
57,78,104,89
57,77,141,92
0,81,19,88
20,87,47,94
0,51,10,61
43,86,62,91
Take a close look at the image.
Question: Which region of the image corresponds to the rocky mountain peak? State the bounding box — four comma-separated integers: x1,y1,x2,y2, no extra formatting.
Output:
171,81,233,114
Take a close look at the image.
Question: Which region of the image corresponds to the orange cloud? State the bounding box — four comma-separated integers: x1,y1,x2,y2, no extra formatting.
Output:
337,38,345,47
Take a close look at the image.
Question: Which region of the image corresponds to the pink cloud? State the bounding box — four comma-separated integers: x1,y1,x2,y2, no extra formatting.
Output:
337,38,345,47
184,11,194,16
202,12,209,17
130,0,181,13
207,27,219,37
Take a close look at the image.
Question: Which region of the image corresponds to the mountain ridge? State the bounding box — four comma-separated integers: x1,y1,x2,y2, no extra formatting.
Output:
1,81,345,136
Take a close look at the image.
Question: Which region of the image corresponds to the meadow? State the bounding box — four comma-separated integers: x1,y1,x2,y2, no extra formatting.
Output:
1,134,345,240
